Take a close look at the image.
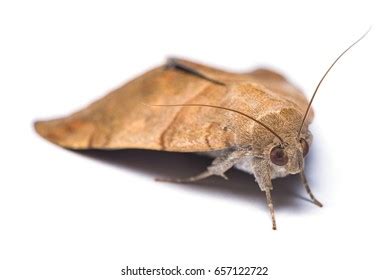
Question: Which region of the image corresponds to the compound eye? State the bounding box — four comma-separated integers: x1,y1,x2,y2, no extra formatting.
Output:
270,146,289,166
300,138,309,157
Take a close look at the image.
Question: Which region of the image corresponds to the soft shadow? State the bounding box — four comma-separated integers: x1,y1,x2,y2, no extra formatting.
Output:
73,149,320,212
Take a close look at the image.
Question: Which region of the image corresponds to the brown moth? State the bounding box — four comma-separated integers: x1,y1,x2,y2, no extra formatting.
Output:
34,31,368,230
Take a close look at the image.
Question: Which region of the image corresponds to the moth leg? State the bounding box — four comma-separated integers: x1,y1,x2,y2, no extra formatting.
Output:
300,171,323,207
155,150,247,183
251,157,277,230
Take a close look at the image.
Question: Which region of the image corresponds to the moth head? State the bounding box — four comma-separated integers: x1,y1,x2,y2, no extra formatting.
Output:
268,134,311,175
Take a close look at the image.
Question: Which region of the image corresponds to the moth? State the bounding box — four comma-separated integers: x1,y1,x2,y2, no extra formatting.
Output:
34,31,368,230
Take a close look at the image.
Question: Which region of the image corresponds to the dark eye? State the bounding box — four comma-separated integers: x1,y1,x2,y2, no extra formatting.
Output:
300,138,309,157
270,146,289,166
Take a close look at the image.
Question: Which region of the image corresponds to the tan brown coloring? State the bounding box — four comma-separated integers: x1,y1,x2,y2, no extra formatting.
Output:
34,58,312,152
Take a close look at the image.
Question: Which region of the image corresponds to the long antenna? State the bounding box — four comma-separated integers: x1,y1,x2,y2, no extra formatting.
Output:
297,28,371,138
145,103,285,143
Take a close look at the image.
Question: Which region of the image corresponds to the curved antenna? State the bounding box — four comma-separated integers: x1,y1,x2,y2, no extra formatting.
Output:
297,28,371,138
145,103,284,143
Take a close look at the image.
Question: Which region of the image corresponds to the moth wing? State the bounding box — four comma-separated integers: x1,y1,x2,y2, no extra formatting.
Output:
35,59,310,152
35,61,240,151
246,68,313,123
170,61,313,123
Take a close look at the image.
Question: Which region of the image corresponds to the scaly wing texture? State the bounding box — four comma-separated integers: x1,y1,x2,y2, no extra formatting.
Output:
34,59,311,152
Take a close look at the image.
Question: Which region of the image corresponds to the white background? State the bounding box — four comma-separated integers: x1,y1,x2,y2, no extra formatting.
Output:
1,1,388,279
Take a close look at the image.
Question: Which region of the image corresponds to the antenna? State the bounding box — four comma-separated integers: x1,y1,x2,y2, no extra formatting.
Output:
145,103,285,143
297,28,371,138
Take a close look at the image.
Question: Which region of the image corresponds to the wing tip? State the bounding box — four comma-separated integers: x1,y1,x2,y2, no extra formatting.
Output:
33,118,93,149
34,119,64,147
34,119,50,139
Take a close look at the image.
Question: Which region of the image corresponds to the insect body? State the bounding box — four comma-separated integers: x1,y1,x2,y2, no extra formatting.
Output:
35,31,368,229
